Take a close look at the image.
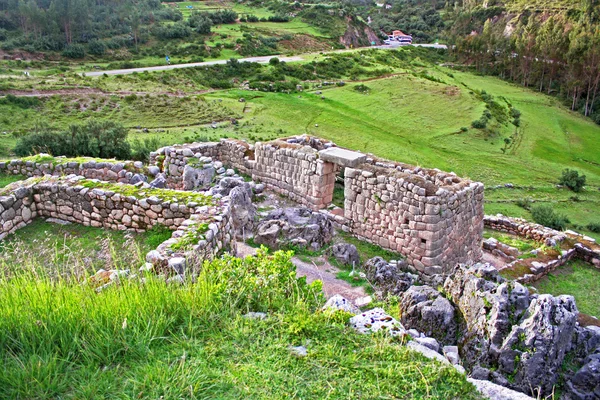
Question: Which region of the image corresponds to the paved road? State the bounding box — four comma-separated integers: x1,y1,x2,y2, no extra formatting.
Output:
83,55,304,77
82,44,447,77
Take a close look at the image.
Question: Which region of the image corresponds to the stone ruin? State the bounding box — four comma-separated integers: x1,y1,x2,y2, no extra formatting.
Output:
1,136,599,399
149,136,484,274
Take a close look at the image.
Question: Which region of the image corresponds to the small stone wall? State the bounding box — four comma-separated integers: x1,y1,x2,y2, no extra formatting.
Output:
484,214,600,277
217,139,255,176
0,176,236,275
483,214,566,245
0,185,36,240
343,163,484,273
252,140,336,209
0,157,147,184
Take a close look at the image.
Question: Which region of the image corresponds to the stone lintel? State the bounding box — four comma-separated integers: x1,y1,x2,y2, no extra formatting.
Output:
318,147,367,168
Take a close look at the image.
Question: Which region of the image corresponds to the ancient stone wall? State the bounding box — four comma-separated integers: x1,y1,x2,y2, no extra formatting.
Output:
0,185,36,240
252,140,336,209
0,176,236,275
0,158,147,184
484,214,600,272
217,139,255,176
343,163,484,273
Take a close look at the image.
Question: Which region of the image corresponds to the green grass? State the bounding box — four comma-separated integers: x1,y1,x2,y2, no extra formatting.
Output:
0,173,25,188
0,249,480,399
483,229,538,252
0,220,170,276
532,260,600,318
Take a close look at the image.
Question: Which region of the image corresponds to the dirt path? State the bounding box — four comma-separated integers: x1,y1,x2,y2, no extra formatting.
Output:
235,241,367,301
0,88,214,98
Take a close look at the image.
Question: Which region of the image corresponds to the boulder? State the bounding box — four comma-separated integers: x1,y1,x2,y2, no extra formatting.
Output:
149,173,167,189
330,243,360,267
399,285,458,345
363,256,414,296
254,207,333,251
323,294,360,314
228,184,256,239
183,164,215,191
350,308,405,337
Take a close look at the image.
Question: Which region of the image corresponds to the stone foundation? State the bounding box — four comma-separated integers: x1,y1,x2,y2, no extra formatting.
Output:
0,176,235,274
0,157,147,184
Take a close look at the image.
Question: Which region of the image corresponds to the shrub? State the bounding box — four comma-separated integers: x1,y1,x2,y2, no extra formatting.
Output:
0,94,40,109
353,84,370,93
269,57,280,65
14,120,131,159
587,222,600,233
88,40,106,56
531,204,569,231
131,137,162,161
558,169,586,192
515,198,532,210
62,44,86,59
471,118,487,129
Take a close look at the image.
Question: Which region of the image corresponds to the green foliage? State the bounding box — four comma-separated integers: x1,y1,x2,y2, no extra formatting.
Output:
353,84,371,94
143,224,173,249
131,136,163,161
61,44,86,59
558,169,586,192
87,39,106,56
471,118,487,129
531,204,569,230
14,120,131,159
0,244,478,398
0,94,40,109
586,222,600,233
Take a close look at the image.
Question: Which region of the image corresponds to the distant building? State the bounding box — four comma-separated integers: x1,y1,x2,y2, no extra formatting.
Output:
387,30,412,45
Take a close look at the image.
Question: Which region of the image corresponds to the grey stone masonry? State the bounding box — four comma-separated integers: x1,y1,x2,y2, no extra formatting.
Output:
149,139,255,189
252,140,336,209
318,147,367,168
0,176,236,273
343,162,484,274
0,157,147,183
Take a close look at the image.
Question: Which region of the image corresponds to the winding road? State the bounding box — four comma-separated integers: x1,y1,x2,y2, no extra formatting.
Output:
82,43,447,77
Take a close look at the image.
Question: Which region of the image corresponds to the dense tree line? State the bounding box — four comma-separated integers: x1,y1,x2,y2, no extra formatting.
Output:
0,0,240,57
447,2,600,124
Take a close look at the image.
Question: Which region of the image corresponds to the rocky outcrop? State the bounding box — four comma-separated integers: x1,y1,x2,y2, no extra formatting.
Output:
228,184,256,239
330,243,360,267
399,285,458,345
254,207,333,251
363,256,415,296
441,263,585,398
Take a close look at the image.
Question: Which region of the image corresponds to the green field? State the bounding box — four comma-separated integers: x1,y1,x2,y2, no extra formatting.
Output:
532,260,600,318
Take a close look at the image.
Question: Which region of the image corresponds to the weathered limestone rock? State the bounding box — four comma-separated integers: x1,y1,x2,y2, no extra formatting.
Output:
364,256,414,296
399,285,457,345
183,164,215,191
350,308,405,337
322,294,360,314
467,379,535,400
254,207,333,251
228,184,256,239
330,243,360,267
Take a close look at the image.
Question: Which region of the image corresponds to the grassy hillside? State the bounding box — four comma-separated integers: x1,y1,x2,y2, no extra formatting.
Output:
0,238,479,399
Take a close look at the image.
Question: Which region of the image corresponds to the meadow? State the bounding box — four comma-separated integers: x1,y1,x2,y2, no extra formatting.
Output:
0,229,480,399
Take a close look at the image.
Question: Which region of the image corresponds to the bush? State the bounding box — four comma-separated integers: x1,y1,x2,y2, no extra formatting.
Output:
353,84,370,93
62,44,86,59
558,169,586,192
0,94,40,109
515,198,532,210
131,137,162,161
14,120,131,159
88,40,106,56
587,222,600,233
471,118,487,129
531,204,569,231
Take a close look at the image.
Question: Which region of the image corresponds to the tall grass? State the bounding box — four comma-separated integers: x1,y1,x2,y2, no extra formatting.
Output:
0,246,478,398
